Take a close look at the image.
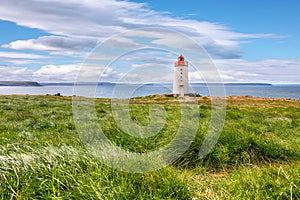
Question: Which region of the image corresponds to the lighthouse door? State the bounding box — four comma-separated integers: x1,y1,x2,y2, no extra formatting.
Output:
179,86,184,98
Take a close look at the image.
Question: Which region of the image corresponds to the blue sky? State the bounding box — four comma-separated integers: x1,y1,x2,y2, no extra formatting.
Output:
0,0,299,83
133,0,300,60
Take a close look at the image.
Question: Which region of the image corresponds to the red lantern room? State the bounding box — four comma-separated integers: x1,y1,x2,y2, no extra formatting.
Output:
178,54,185,65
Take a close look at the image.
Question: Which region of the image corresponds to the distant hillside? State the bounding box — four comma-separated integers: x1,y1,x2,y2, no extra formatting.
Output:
190,83,272,86
0,81,41,86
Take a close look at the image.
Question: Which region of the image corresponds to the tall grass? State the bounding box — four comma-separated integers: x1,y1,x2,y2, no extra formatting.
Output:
0,95,299,199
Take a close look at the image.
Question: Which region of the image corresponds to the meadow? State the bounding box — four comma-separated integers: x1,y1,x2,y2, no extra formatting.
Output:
0,95,299,199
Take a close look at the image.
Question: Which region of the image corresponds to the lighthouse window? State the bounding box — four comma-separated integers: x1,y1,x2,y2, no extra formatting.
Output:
180,72,183,74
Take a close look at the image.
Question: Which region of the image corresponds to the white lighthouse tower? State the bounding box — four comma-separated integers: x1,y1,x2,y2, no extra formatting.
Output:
173,55,189,97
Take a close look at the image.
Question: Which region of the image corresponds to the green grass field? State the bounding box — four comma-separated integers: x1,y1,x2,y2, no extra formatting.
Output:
0,95,299,199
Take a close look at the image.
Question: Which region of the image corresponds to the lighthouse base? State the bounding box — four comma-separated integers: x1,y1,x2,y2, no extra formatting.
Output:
172,93,201,97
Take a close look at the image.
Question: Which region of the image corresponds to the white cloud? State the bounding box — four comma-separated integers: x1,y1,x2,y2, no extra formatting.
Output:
0,58,299,84
0,0,297,83
0,0,281,59
32,63,124,83
0,65,33,81
0,52,46,59
0,64,81,82
0,0,151,40
2,36,97,57
214,59,300,83
0,51,47,65
33,64,80,82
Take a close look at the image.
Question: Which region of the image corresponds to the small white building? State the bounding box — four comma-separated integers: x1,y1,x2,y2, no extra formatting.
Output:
173,55,189,97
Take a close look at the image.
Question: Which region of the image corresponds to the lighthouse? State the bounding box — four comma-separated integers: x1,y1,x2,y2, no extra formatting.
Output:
173,55,189,97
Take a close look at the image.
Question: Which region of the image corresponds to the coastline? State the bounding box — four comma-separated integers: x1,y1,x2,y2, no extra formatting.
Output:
1,84,299,100
0,94,299,103
0,81,41,86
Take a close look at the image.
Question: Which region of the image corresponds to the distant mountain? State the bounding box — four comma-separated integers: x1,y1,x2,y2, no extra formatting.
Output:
0,81,41,86
190,83,272,86
223,83,272,86
40,82,75,86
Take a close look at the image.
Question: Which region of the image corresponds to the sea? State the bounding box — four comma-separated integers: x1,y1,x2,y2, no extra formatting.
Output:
0,83,299,100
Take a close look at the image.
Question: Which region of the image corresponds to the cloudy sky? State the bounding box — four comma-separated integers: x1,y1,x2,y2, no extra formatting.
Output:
0,0,299,83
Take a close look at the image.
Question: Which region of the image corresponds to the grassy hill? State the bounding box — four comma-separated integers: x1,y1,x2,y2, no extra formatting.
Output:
0,95,299,199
